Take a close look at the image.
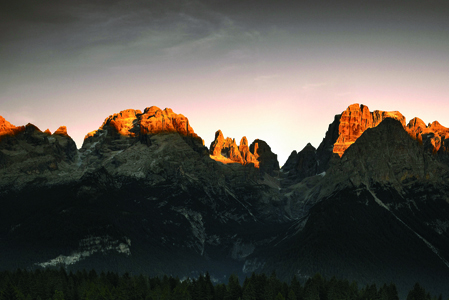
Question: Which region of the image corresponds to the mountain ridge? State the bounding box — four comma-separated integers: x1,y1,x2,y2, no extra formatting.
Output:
1,103,449,297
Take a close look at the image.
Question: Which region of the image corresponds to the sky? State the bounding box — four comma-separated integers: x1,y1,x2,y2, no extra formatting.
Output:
1,0,448,166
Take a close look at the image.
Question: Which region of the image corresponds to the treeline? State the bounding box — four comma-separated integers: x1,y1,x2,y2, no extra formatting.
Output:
0,269,443,300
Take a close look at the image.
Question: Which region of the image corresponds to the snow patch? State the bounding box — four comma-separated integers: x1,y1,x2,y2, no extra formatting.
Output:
35,235,131,268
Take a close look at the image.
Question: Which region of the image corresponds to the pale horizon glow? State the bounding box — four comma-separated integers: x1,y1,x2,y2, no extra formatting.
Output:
1,1,448,166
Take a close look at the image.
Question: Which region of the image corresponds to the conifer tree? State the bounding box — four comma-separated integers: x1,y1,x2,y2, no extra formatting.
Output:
225,275,241,300
407,283,427,300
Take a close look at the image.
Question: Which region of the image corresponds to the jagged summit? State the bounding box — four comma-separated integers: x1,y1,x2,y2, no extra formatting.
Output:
313,103,448,158
209,130,279,175
84,107,199,142
53,126,69,136
209,130,257,166
407,117,449,153
0,116,24,141
333,103,406,157
0,115,72,140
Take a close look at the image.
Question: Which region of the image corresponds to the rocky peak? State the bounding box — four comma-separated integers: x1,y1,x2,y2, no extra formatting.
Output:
0,116,24,141
209,130,245,165
239,136,258,165
140,106,196,137
83,107,201,150
407,118,449,153
331,104,447,158
86,107,198,138
209,131,279,173
328,118,449,191
249,139,279,175
333,104,406,157
0,118,78,177
53,126,69,136
281,143,318,184
0,116,16,133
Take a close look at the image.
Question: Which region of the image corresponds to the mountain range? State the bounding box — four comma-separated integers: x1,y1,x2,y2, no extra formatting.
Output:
1,103,449,297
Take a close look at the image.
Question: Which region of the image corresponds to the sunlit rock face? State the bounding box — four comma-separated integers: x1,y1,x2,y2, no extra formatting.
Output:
53,126,69,136
332,103,449,158
333,104,406,157
407,118,449,153
85,107,199,141
209,131,279,175
210,130,244,165
0,116,24,141
209,130,258,166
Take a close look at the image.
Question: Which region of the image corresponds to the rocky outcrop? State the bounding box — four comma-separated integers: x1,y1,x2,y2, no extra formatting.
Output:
407,118,449,154
282,143,318,185
0,116,24,141
333,104,405,157
331,103,449,158
249,139,279,176
315,114,342,173
53,126,69,136
209,130,245,165
209,130,260,166
283,103,449,188
85,107,199,141
0,118,78,177
239,137,258,165
83,107,203,154
209,131,279,174
329,118,449,191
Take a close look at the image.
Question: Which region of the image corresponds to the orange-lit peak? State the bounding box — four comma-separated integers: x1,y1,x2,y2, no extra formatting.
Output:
406,119,449,152
209,131,259,167
0,116,26,141
53,126,69,137
143,106,161,115
407,117,426,130
84,107,200,141
429,120,446,130
240,136,249,146
332,104,449,156
333,104,406,157
0,116,16,134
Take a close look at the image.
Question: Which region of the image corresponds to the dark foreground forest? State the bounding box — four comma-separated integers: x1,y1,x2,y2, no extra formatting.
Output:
0,269,444,300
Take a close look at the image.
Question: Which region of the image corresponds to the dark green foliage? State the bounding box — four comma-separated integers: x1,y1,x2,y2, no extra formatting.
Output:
407,283,430,300
0,269,443,300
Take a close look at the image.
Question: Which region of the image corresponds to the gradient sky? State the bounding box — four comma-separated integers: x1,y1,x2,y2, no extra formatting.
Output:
1,0,448,166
